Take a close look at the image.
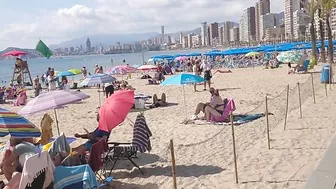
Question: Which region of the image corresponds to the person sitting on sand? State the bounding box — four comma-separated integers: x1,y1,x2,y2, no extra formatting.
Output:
191,88,224,121
73,114,110,154
149,93,167,108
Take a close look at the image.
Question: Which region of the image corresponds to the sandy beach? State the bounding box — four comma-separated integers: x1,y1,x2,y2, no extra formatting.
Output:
2,65,336,189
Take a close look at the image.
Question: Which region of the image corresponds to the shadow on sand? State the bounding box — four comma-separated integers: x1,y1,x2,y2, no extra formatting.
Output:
217,87,241,92
109,181,159,189
110,164,224,179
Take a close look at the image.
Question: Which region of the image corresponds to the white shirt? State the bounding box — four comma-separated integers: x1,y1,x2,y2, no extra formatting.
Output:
47,75,56,91
201,61,211,71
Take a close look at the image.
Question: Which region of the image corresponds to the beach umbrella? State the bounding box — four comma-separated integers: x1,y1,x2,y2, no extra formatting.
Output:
98,90,134,132
0,108,41,138
161,73,205,120
18,90,90,135
80,74,116,106
137,65,158,71
68,69,82,75
174,56,188,61
2,50,27,57
55,71,75,77
186,52,202,57
106,65,136,75
80,74,116,86
245,52,261,57
277,51,302,63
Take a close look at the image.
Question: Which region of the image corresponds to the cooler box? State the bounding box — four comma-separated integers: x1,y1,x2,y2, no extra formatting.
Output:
321,65,332,83
134,98,145,109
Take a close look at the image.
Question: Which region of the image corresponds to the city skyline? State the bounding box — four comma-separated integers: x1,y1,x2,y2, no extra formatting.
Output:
0,0,284,50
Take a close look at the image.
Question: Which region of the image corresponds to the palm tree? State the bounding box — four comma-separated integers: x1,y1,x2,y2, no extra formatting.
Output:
307,0,318,59
319,0,335,64
318,7,326,63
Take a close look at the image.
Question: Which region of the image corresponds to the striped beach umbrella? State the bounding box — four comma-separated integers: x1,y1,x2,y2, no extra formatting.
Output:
80,74,116,86
106,65,136,75
277,51,302,63
0,108,41,137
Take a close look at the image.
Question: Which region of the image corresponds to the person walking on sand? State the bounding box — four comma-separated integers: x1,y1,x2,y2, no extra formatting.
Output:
200,58,212,91
193,60,201,92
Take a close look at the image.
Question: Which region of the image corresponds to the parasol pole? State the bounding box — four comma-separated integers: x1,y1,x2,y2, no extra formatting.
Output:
182,85,187,120
54,109,60,135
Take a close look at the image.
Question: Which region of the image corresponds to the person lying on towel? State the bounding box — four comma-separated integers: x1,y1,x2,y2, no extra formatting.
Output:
191,88,225,121
73,114,110,154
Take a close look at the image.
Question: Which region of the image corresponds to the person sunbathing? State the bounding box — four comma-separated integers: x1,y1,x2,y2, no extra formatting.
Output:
0,137,37,182
149,93,167,108
191,88,225,121
73,114,110,154
213,70,232,74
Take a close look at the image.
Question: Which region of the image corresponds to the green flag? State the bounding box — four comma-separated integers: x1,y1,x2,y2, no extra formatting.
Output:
36,40,52,59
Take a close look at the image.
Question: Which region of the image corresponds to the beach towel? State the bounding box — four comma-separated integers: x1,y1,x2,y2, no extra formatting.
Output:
131,114,152,153
19,151,55,189
88,138,107,172
34,114,54,145
48,133,70,159
211,98,236,122
189,114,265,126
53,164,99,189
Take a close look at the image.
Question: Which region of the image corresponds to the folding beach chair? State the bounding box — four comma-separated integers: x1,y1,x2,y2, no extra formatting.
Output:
105,114,152,176
87,137,109,183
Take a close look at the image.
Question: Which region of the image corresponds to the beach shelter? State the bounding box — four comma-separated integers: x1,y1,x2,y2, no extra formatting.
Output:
18,90,89,135
0,108,41,138
68,69,82,75
277,51,302,63
137,65,159,71
55,71,75,77
161,73,205,120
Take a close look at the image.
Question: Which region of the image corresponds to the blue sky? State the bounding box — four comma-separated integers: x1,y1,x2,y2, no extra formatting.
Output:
0,0,284,50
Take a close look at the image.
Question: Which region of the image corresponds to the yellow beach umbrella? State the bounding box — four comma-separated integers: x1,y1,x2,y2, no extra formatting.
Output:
68,69,82,75
245,52,261,57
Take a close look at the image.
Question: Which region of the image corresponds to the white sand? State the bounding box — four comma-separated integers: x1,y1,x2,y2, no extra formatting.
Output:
2,65,336,189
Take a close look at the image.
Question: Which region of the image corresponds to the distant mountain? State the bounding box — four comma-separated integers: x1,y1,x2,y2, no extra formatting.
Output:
50,32,160,49
0,47,41,60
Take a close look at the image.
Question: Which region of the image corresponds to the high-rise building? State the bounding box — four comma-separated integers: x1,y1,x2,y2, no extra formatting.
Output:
223,22,235,45
260,13,280,40
293,9,309,39
187,33,193,48
200,22,208,46
331,8,336,37
167,36,172,44
192,35,202,47
161,26,165,44
240,7,256,42
179,32,183,44
255,0,271,41
86,38,91,52
209,22,219,40
285,0,307,40
182,36,188,48
230,27,240,42
219,26,224,45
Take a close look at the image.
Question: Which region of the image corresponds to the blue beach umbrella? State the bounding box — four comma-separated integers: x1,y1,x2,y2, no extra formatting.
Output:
56,71,75,77
161,73,205,119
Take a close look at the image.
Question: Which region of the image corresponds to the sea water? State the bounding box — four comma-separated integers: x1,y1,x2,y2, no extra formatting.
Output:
0,49,209,83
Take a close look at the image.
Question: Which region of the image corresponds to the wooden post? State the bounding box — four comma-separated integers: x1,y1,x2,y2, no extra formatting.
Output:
284,85,289,130
311,73,316,104
230,112,238,183
298,82,302,118
170,140,177,189
325,82,328,97
265,96,270,149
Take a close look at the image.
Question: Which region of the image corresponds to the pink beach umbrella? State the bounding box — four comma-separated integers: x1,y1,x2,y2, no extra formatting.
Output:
98,90,134,132
106,65,136,75
2,50,27,57
137,65,158,71
174,56,188,61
